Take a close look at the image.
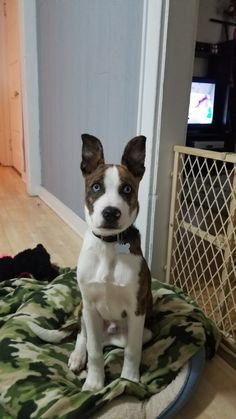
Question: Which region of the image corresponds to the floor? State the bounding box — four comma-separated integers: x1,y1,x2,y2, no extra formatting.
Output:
0,166,236,419
0,166,82,267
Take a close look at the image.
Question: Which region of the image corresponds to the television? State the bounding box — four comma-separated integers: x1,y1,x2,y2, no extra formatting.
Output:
188,77,216,126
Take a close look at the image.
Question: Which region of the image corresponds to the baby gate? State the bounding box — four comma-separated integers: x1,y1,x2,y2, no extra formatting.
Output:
166,146,236,367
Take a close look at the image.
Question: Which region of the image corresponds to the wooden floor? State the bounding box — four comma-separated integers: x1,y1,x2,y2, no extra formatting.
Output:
0,166,236,418
0,166,82,267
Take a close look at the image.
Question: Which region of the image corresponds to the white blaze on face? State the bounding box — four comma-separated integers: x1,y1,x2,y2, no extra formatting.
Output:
85,166,137,235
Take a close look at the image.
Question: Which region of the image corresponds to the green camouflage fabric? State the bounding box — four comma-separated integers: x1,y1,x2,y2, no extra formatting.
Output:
0,269,220,419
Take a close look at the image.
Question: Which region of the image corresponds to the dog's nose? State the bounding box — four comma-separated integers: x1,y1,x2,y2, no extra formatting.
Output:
102,206,121,223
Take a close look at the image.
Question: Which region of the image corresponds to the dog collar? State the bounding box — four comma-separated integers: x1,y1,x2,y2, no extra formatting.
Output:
92,227,132,243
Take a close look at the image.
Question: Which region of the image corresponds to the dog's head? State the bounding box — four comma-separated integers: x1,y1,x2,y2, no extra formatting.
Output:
81,134,146,236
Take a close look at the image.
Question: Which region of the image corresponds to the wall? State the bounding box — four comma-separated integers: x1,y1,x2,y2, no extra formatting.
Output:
150,0,199,281
36,0,143,219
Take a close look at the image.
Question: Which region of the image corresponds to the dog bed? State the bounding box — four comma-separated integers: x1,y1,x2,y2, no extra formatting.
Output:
0,269,220,418
91,346,205,419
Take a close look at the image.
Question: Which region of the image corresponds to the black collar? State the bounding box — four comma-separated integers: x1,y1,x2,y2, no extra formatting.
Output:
92,227,132,243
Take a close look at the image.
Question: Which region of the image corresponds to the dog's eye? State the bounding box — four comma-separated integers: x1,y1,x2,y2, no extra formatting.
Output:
91,183,101,193
122,184,132,194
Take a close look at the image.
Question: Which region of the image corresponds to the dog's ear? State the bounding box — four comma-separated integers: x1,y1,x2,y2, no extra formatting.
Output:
121,136,146,178
81,134,105,175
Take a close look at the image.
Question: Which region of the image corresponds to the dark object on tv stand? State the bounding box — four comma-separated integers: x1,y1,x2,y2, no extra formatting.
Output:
186,133,225,152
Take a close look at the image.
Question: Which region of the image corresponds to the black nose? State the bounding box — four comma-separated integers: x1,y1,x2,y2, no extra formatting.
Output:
102,206,121,223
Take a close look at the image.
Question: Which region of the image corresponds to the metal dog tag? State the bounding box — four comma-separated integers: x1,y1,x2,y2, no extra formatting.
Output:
115,242,130,254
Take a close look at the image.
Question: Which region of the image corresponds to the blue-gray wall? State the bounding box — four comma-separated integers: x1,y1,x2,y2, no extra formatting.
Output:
36,0,143,218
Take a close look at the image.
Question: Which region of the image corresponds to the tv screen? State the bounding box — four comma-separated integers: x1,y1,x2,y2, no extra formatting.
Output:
188,78,216,125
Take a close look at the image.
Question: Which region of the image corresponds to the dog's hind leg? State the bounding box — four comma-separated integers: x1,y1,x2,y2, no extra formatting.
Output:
68,316,87,373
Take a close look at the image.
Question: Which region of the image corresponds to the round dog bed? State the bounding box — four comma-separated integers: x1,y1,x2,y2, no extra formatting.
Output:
91,347,205,419
0,271,219,419
152,346,206,418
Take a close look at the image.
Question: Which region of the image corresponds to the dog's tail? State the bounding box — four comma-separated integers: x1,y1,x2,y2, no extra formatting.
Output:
27,321,80,343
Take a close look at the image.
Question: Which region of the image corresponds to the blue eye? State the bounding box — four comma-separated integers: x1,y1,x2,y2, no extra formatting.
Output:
92,183,101,193
123,184,132,194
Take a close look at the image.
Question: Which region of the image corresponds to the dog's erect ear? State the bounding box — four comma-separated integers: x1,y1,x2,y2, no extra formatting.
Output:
81,134,105,175
121,136,146,178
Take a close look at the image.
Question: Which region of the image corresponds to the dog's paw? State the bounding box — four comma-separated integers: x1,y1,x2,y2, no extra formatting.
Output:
82,371,104,392
68,348,87,373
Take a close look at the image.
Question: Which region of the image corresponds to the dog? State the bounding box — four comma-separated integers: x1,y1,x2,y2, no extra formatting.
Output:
67,134,153,392
28,133,153,392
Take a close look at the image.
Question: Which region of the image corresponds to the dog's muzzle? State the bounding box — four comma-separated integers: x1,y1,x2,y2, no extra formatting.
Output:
102,206,121,228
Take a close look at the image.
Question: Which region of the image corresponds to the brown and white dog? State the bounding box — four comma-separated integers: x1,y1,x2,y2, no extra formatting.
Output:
68,134,153,391
28,134,153,392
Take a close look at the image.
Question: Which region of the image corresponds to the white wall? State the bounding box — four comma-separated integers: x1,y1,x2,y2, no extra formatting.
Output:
150,0,199,280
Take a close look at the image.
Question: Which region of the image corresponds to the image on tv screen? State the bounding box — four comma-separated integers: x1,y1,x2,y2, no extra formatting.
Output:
188,81,215,124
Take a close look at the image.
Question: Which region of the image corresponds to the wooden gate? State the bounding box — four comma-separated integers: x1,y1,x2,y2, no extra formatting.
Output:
166,146,236,366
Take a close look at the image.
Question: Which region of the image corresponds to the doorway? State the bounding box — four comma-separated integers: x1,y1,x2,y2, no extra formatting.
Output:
0,0,25,175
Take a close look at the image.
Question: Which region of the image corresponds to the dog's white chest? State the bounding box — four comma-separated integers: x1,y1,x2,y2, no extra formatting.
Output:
78,236,141,321
84,281,131,320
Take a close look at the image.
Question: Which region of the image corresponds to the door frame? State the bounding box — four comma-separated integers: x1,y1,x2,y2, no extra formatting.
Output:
18,0,41,195
6,0,25,174
18,0,169,242
0,0,12,167
17,0,200,274
18,0,173,267
135,0,169,260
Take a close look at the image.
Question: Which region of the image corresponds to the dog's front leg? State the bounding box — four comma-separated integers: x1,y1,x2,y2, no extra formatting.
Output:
68,316,87,373
121,314,145,383
82,304,104,392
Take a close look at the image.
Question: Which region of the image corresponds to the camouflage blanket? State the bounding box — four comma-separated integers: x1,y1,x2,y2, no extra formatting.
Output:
0,269,220,419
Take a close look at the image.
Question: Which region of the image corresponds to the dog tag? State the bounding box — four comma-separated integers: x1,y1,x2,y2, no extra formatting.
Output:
115,242,130,254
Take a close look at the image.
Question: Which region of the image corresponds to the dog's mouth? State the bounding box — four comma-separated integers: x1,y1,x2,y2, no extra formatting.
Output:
96,224,120,236
93,221,124,237
101,221,120,230
86,204,138,237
